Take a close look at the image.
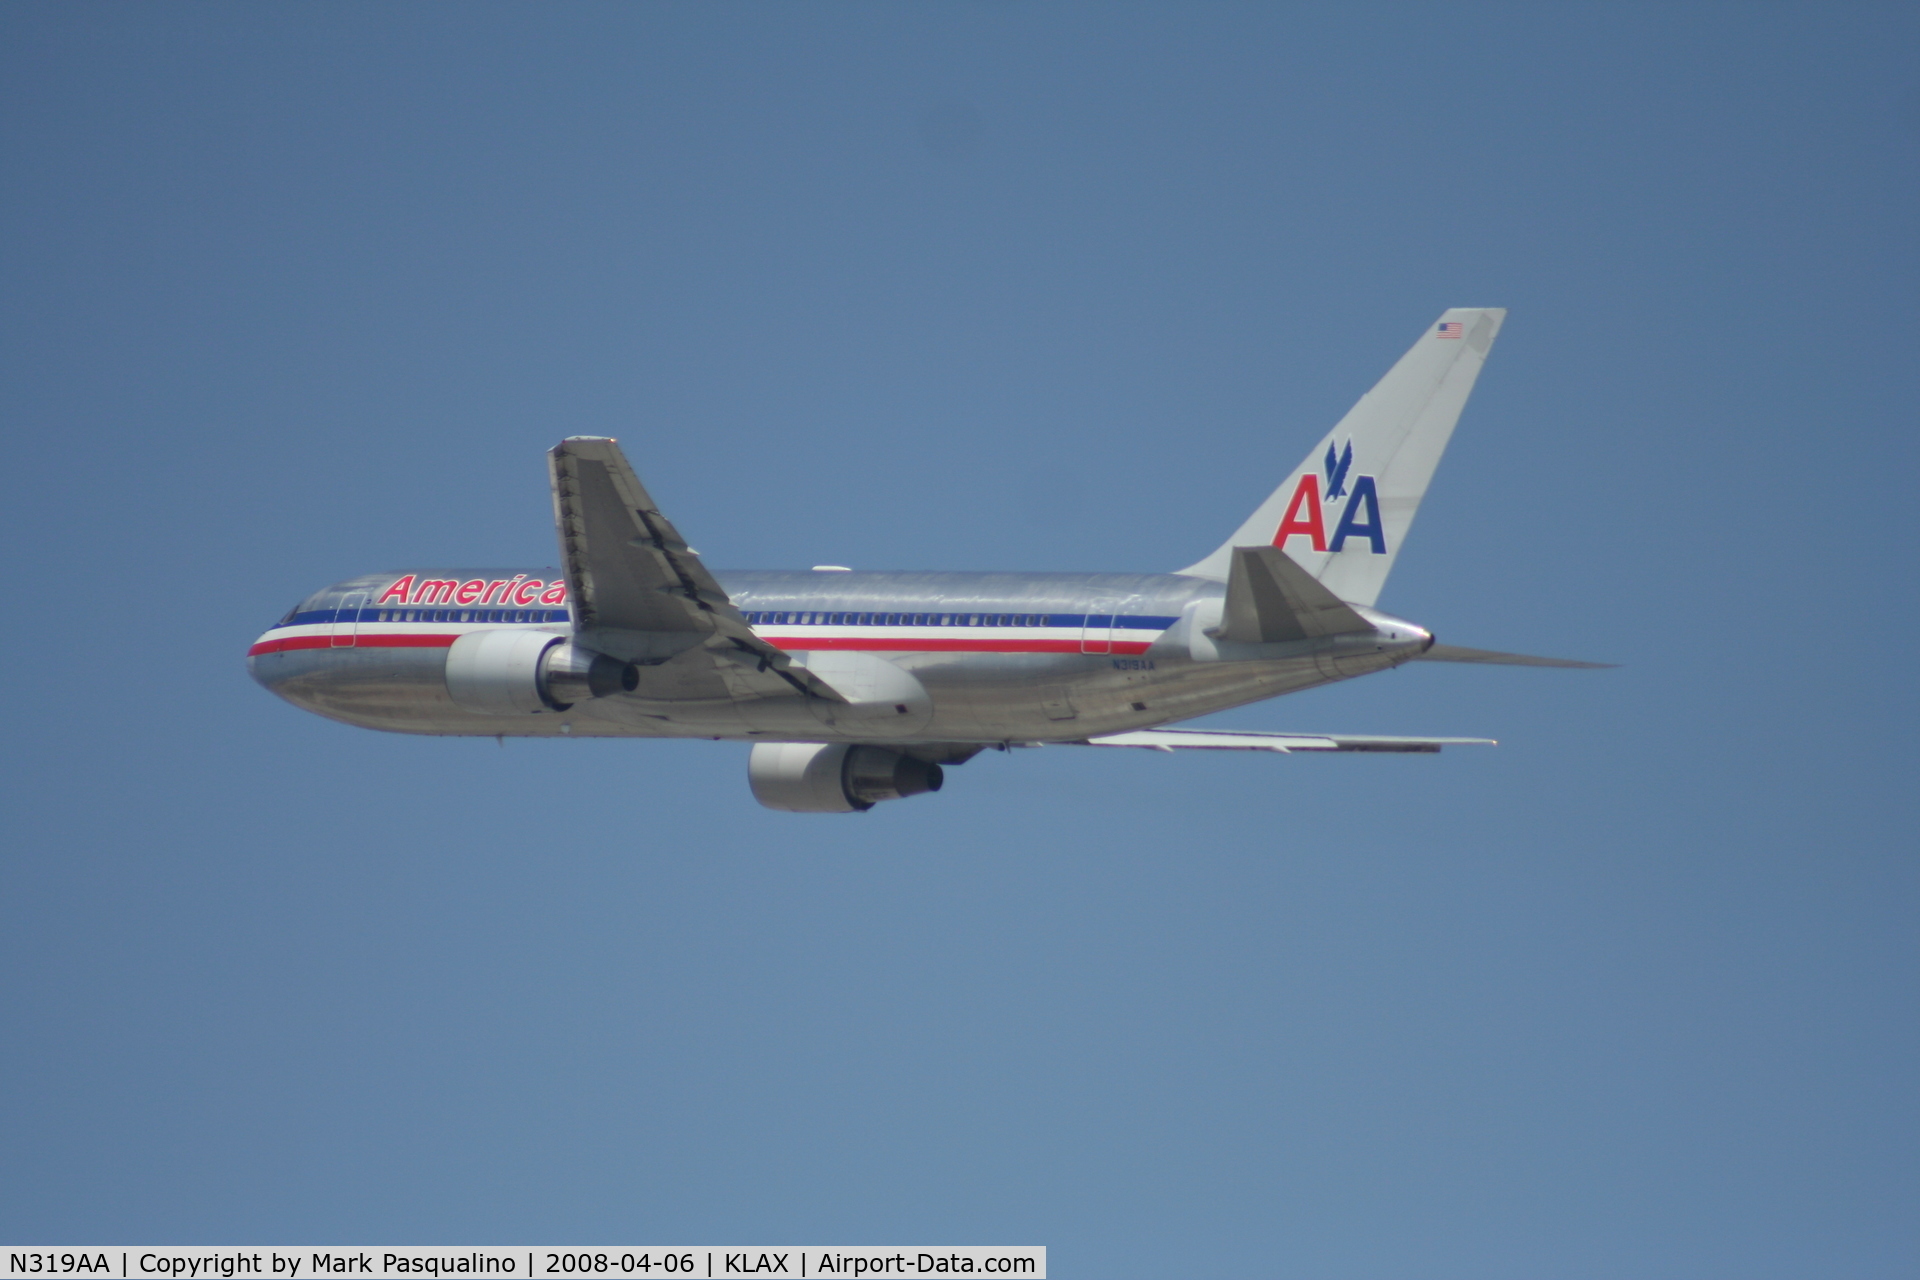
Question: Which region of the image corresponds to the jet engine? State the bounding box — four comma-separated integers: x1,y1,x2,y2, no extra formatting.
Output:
748,742,944,813
444,630,638,715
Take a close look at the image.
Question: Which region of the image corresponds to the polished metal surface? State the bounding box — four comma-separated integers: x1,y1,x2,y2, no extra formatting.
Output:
248,566,1433,745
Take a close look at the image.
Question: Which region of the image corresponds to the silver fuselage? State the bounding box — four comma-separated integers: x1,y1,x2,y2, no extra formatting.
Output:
249,568,1433,743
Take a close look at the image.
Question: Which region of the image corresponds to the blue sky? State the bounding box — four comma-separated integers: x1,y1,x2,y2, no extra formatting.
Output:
3,3,1916,1275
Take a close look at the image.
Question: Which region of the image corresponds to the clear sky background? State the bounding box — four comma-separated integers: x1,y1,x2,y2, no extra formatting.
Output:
3,3,1916,1275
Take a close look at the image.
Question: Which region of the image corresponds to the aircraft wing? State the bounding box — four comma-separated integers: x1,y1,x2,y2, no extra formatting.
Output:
549,436,840,701
1050,728,1496,753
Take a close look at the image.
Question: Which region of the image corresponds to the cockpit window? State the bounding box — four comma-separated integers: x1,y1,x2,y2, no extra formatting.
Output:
276,604,300,627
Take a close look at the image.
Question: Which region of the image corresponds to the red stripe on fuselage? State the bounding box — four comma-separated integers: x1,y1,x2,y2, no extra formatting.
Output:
761,636,1155,655
248,633,461,656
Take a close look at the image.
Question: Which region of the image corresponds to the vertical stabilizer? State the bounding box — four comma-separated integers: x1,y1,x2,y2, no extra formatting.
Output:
1179,308,1504,606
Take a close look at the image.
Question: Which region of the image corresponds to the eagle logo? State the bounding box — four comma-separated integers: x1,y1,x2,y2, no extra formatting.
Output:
1323,440,1354,502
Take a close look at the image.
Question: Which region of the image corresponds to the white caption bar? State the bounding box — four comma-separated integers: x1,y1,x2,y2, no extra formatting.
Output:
1,1251,1043,1280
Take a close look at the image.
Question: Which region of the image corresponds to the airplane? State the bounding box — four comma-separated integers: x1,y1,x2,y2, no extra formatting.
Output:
248,307,1604,812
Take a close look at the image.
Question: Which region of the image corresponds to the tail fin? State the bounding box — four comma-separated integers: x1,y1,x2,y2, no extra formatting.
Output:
1179,308,1506,605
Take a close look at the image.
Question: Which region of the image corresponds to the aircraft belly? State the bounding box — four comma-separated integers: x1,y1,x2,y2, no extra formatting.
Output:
251,639,1369,743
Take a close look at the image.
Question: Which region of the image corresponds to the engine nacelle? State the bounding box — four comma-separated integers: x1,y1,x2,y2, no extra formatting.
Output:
748,743,945,813
444,630,638,716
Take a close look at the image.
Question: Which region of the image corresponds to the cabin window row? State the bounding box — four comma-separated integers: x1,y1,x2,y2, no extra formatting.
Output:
358,608,572,624
746,611,1050,628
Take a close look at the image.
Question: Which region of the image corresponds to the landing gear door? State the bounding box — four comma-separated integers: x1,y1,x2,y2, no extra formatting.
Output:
331,592,367,648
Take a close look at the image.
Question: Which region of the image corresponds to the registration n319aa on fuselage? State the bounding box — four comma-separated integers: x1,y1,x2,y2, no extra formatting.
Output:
250,309,1603,812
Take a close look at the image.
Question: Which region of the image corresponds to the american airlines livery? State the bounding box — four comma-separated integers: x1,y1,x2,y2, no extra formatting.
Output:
250,309,1604,812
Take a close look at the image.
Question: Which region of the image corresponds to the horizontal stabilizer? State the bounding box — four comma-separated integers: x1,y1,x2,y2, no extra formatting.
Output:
1034,728,1495,754
1215,546,1372,643
1416,643,1613,669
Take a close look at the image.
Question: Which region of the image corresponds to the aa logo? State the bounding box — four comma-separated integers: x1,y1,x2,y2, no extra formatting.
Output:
1271,439,1386,554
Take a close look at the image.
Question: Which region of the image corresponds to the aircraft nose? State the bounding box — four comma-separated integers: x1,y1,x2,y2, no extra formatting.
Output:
245,637,281,689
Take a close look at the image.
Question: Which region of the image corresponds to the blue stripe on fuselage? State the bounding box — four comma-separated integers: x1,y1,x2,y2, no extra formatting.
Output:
272,607,1180,632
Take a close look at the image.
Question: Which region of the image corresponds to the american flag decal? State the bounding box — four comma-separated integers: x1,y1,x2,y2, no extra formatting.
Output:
1436,321,1464,338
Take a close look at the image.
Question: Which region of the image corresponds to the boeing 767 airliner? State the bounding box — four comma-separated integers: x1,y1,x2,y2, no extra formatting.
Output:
249,308,1603,811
